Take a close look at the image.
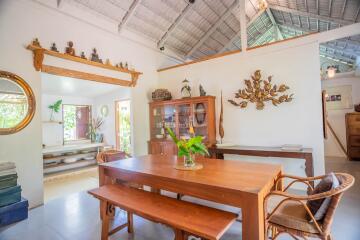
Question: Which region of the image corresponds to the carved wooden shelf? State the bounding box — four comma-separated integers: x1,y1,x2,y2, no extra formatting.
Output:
26,44,142,87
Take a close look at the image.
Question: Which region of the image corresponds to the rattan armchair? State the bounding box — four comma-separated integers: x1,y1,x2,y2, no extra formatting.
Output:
264,173,354,240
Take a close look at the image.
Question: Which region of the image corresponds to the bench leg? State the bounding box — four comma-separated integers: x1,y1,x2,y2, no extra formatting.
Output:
127,212,134,233
101,202,110,240
174,229,186,240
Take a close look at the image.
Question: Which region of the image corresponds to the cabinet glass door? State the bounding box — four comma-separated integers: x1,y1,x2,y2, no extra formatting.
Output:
177,103,191,139
192,101,208,141
163,105,176,140
151,106,164,139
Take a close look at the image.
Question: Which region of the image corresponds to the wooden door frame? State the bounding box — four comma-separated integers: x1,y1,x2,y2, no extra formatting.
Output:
115,100,132,152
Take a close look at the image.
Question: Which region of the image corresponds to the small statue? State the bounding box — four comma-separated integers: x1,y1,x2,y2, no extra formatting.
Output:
50,43,58,52
105,59,111,65
91,48,102,63
115,64,119,68
32,38,41,47
80,51,86,59
65,41,76,56
199,84,206,96
119,62,123,69
181,79,191,98
125,62,128,69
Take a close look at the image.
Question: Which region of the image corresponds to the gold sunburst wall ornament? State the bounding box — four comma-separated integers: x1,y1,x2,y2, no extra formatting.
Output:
228,70,294,110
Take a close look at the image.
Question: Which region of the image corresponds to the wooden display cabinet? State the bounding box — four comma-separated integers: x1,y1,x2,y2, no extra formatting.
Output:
148,96,216,155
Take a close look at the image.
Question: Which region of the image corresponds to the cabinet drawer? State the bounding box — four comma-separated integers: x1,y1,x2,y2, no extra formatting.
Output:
348,148,360,159
349,125,360,135
349,136,360,147
347,114,360,125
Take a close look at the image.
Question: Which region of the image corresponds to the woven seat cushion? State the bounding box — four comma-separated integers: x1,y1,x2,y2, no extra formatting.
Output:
268,196,320,234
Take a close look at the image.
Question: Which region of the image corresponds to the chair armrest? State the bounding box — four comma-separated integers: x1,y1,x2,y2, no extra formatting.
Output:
275,174,325,192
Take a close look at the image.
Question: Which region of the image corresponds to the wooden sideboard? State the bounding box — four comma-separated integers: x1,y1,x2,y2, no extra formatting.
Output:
346,112,360,160
148,96,216,155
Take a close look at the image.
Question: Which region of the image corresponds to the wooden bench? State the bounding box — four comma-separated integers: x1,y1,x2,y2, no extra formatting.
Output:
88,184,237,240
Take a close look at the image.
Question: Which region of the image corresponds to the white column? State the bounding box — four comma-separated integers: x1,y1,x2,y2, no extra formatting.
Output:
239,0,247,52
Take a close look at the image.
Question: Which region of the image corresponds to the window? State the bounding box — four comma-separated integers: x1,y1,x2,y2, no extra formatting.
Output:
63,104,91,142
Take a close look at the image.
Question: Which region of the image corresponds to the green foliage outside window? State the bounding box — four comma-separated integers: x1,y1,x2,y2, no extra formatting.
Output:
0,102,27,128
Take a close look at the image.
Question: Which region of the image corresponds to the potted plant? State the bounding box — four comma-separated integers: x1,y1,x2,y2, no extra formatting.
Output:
48,100,62,121
166,127,209,169
88,117,104,142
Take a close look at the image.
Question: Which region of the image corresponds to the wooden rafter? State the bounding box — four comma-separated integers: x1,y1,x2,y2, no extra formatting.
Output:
185,0,239,58
118,0,141,33
157,2,194,48
266,8,284,40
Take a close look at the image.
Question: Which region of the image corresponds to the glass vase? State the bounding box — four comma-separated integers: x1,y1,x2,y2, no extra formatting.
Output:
184,154,195,168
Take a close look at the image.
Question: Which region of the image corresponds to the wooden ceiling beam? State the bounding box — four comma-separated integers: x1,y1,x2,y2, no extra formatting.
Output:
157,2,194,48
118,0,141,33
268,4,353,26
219,8,267,53
185,0,239,59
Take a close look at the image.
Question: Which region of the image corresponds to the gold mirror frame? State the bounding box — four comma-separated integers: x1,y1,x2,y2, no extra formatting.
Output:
0,71,36,135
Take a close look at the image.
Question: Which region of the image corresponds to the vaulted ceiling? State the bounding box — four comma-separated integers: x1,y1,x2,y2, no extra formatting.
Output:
64,0,360,70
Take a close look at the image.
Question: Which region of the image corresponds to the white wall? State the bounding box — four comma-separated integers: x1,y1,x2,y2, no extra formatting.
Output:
93,88,132,150
158,42,325,178
42,94,95,147
0,0,175,207
322,76,360,157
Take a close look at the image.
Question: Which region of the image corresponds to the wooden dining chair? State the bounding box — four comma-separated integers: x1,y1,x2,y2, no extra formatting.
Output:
96,149,128,163
264,173,354,240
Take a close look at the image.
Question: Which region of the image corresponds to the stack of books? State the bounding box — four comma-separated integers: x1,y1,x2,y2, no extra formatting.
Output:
0,162,28,226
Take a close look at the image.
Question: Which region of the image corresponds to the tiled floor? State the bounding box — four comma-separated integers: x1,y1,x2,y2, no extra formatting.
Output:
0,157,359,240
43,167,98,202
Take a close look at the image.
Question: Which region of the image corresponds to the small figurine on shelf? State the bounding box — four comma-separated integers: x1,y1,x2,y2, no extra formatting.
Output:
119,62,124,69
105,59,111,66
125,62,128,69
50,43,58,52
65,41,76,56
181,79,192,98
90,48,102,63
80,51,86,59
32,38,41,47
199,84,207,96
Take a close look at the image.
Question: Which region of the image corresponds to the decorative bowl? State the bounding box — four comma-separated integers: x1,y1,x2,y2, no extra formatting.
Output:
152,89,172,101
355,104,360,112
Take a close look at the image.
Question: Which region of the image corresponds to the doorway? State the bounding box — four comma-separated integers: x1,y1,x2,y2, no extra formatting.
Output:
115,100,132,155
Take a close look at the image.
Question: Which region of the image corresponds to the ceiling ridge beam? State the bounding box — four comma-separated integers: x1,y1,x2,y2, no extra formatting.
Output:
157,2,194,48
185,0,239,58
278,22,312,33
219,8,267,53
118,0,141,33
268,4,353,26
265,7,284,40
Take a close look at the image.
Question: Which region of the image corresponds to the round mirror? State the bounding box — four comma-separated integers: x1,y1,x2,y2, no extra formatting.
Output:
0,71,35,135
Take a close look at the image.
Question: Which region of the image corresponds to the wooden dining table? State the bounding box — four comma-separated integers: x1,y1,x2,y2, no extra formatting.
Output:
98,154,282,240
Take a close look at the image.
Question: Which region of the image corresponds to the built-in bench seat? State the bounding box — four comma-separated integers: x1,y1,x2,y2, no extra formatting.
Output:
88,184,237,240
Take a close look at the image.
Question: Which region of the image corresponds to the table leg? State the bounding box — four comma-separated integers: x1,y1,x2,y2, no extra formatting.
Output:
242,195,265,240
99,166,114,219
